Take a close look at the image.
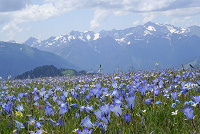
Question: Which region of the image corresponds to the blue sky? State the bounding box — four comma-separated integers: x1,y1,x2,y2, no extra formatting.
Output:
0,0,200,42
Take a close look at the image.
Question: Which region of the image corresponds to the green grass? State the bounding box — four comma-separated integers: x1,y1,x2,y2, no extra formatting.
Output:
61,70,76,76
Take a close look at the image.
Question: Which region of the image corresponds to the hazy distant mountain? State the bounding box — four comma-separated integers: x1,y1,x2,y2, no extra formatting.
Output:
0,41,78,79
23,21,200,72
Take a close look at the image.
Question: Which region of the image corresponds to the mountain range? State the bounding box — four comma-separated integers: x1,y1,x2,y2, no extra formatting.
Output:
22,21,200,73
1,21,200,79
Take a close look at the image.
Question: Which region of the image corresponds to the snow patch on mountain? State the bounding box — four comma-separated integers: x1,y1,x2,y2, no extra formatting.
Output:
146,26,156,31
55,36,62,41
87,34,91,40
78,36,84,41
180,27,186,33
144,30,152,36
68,36,73,41
166,25,176,33
115,38,125,42
126,33,133,36
94,33,100,40
155,23,164,27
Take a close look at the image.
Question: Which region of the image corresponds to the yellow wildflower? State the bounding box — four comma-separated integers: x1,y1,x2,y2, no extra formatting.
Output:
15,111,23,117
67,97,72,102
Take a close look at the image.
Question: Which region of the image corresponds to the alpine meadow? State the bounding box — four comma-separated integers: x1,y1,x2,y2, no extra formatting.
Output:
1,0,200,134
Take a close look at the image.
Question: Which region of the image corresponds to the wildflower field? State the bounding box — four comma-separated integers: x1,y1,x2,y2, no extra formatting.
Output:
0,68,200,134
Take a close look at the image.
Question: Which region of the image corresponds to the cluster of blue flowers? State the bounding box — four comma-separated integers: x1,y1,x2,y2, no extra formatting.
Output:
0,68,200,133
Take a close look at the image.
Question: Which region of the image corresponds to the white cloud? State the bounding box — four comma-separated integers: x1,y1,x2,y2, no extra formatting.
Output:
12,3,65,23
1,22,22,40
90,9,110,30
0,2,72,40
142,13,156,23
1,0,200,40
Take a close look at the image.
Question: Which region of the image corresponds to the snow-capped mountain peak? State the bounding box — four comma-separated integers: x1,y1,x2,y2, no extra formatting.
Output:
21,21,200,73
23,21,200,50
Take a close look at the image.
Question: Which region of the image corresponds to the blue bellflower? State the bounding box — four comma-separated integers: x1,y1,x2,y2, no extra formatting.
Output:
57,118,64,127
155,101,162,105
171,92,178,100
171,103,176,108
81,115,93,128
123,113,131,123
15,104,24,112
48,118,57,126
63,91,68,98
14,120,25,131
154,88,160,96
110,105,122,117
100,103,110,116
159,80,164,89
34,121,42,129
71,104,78,109
59,102,68,115
60,94,65,101
94,109,102,119
27,117,35,125
145,98,152,106
191,96,200,104
138,86,146,95
2,102,12,115
44,105,54,116
77,128,93,134
125,95,135,110
181,105,193,119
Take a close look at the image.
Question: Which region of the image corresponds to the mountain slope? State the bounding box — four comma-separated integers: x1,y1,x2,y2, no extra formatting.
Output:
0,42,78,79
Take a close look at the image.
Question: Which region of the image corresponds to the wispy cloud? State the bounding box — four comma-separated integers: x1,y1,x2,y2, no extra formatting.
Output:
1,0,200,40
142,12,156,23
90,9,110,30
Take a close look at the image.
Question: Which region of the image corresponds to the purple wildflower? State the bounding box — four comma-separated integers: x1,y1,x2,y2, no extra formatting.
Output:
125,95,135,110
123,113,131,123
191,96,200,104
171,92,178,100
110,105,122,117
145,98,152,106
81,115,93,128
181,105,193,119
15,104,24,112
44,105,54,116
27,117,35,125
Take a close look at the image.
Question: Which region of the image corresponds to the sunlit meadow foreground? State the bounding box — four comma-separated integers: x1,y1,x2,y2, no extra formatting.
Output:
0,68,200,133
